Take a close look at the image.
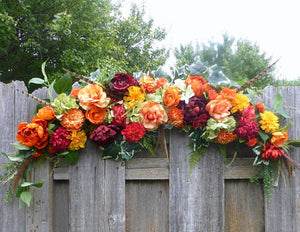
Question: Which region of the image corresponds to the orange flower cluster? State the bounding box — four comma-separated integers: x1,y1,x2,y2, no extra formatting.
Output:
185,75,211,97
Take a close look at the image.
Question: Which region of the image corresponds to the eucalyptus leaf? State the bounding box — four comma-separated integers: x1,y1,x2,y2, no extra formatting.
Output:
28,78,45,86
272,89,283,110
11,142,31,151
21,180,45,188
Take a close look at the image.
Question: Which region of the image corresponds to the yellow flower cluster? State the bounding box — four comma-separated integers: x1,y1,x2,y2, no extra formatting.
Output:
230,93,250,113
259,110,279,133
67,130,87,150
123,86,145,108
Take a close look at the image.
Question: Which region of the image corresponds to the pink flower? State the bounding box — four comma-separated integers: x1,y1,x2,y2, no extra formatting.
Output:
236,120,259,140
242,105,256,122
111,104,127,127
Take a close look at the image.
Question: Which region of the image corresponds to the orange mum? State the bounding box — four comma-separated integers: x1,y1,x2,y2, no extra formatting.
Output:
215,130,237,144
168,107,184,128
70,89,80,98
139,75,156,94
61,109,85,131
85,106,106,125
78,84,110,110
256,102,265,113
163,86,181,108
185,75,211,97
36,106,55,121
156,78,168,89
217,88,236,101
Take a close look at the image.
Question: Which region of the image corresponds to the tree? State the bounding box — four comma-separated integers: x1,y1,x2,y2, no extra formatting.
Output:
174,34,274,90
0,0,168,86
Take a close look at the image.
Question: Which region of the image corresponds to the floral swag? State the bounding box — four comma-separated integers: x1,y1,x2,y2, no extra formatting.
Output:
1,60,300,207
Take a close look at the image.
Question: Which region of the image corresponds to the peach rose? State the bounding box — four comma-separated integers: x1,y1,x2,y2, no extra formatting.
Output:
36,106,55,121
185,75,211,97
78,84,110,110
206,99,231,121
61,108,85,131
85,106,106,125
140,101,168,131
271,131,288,147
163,86,181,108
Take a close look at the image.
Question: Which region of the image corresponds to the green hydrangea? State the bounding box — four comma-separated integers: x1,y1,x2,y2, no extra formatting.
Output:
202,117,236,141
51,93,79,119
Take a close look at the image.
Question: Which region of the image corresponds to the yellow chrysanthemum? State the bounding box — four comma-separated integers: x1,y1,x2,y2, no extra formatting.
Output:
123,86,145,108
230,93,250,113
259,110,279,133
67,130,87,150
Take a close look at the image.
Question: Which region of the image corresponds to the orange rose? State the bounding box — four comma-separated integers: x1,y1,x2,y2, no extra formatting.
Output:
256,102,265,113
206,99,232,121
16,121,48,148
31,118,49,149
61,108,85,131
140,101,168,131
85,106,106,125
217,88,236,101
156,78,168,89
185,75,211,97
36,106,55,121
271,131,288,147
168,107,184,128
78,84,110,110
163,86,181,108
70,89,80,98
139,75,156,94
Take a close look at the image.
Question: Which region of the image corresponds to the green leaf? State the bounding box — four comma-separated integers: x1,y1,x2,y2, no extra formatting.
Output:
21,180,45,188
28,78,45,86
276,108,291,119
258,130,269,145
120,141,142,160
20,191,32,207
288,140,300,147
54,73,73,95
102,143,121,160
48,80,55,102
65,150,79,164
218,144,227,161
272,89,283,110
11,142,31,150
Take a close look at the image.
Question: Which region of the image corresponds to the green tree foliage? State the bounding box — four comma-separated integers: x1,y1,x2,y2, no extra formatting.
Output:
174,34,274,90
0,0,168,86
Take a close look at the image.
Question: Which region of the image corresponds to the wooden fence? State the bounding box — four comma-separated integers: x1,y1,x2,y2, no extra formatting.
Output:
0,81,300,232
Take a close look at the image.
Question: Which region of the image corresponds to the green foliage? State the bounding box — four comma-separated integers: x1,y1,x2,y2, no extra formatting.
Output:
174,34,274,90
0,0,168,89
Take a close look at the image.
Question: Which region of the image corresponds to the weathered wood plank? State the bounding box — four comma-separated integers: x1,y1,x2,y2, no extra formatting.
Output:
126,180,169,232
224,158,258,179
0,81,28,232
24,86,53,232
69,141,126,232
225,179,265,232
263,86,300,232
169,131,225,231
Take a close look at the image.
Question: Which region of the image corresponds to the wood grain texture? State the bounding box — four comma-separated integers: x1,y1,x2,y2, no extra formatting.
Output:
126,180,169,232
169,130,225,231
225,179,265,232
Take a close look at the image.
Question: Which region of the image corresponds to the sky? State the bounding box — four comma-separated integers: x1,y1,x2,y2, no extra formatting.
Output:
118,0,300,80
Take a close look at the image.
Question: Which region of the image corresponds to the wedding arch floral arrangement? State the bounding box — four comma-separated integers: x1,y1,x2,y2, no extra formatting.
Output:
1,60,300,206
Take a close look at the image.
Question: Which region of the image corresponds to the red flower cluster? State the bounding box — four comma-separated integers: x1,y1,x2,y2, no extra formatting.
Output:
121,122,146,143
236,106,259,140
49,127,71,152
110,73,138,96
111,104,127,127
262,142,284,161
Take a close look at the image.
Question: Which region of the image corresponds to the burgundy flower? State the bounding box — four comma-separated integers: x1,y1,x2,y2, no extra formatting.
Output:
236,120,259,140
110,73,138,96
49,127,71,152
262,142,284,161
90,125,119,146
178,97,209,128
111,104,127,127
121,122,146,143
